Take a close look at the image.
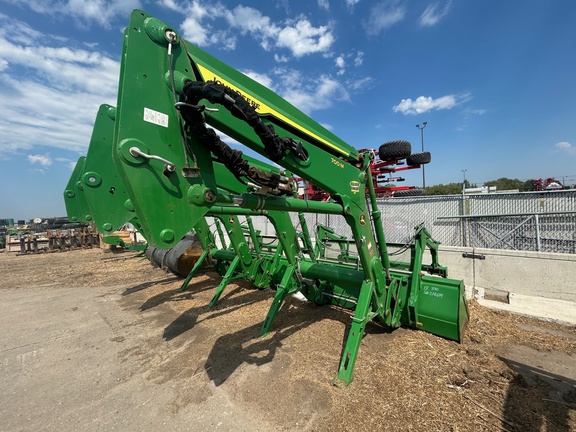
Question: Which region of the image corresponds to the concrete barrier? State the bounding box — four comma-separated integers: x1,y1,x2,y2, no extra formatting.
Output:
439,246,576,325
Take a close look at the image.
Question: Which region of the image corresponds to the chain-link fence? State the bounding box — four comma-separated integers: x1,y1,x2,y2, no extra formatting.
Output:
380,190,576,254
383,190,576,253
250,189,576,255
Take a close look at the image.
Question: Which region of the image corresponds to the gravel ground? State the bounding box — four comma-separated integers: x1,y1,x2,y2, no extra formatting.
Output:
1,248,574,431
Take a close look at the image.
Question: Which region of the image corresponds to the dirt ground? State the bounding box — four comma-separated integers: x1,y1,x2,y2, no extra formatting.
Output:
1,248,575,431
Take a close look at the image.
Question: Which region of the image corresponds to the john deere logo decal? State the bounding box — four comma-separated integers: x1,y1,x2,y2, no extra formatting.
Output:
350,181,360,193
360,214,366,225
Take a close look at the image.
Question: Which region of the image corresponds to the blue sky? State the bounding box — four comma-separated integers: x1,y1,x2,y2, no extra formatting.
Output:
0,0,575,220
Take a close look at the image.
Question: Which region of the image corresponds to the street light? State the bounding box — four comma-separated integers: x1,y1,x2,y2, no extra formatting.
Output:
462,169,467,196
415,122,427,189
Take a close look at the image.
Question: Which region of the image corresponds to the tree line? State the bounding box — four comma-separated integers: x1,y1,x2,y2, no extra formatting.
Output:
424,177,574,195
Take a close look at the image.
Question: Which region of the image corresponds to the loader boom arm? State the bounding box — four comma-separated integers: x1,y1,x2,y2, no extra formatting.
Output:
78,10,471,385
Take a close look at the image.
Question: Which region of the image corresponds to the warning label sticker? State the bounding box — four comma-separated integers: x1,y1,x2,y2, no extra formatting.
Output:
143,107,169,128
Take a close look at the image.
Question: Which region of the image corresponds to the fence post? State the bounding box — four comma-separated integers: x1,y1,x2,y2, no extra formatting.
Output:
534,214,541,252
461,194,468,247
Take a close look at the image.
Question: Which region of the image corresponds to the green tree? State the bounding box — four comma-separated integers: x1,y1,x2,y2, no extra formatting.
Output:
425,182,467,195
425,177,553,195
522,179,538,191
484,177,524,191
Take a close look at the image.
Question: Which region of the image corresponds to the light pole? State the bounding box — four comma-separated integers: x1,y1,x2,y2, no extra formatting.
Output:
461,169,468,245
415,122,427,189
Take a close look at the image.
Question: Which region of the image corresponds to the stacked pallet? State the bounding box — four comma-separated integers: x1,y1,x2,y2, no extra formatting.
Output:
100,231,133,250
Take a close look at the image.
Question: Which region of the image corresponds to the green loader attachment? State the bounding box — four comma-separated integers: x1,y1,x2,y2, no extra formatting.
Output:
64,156,92,224
65,104,148,252
81,104,143,238
65,10,469,385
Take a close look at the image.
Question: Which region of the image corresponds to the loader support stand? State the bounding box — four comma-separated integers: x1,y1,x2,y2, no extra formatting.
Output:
335,279,374,386
178,218,218,293
260,264,296,336
209,254,244,307
179,248,210,292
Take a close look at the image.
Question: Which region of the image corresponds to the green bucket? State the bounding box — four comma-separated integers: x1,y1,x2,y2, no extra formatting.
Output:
410,276,469,342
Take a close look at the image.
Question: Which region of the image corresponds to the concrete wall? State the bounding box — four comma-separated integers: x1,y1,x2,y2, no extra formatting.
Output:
438,246,576,303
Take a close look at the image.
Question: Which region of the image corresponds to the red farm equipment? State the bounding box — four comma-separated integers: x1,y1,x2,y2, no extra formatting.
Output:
298,141,431,200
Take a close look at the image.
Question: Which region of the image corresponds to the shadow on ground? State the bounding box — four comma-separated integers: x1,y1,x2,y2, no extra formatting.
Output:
205,319,313,386
121,276,180,296
500,356,576,431
163,287,269,341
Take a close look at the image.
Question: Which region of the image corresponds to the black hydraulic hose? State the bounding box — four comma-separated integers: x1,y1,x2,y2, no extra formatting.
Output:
180,80,294,162
177,87,292,194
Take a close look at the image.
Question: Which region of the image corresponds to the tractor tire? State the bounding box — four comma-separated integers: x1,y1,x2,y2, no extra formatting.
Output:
406,151,431,166
378,140,412,161
393,188,426,197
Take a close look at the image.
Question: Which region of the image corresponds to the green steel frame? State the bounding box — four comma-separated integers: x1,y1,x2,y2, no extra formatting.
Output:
66,10,469,386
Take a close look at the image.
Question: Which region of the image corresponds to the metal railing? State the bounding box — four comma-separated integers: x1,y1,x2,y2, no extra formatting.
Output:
381,189,576,254
251,189,576,255
438,211,576,253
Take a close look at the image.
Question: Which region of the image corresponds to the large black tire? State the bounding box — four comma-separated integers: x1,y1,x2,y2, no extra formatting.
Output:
378,140,411,161
393,188,426,197
406,151,431,166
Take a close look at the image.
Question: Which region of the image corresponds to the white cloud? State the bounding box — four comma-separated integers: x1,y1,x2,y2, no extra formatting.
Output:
0,58,7,71
335,55,346,75
28,154,53,167
365,0,406,36
274,54,289,63
555,141,576,155
334,51,365,75
0,74,106,154
180,15,210,46
346,0,361,9
393,94,470,115
262,64,373,114
166,2,335,58
279,73,349,114
0,23,119,95
468,108,486,115
462,107,487,120
318,0,330,11
0,15,117,156
242,70,274,89
276,18,334,57
3,0,142,28
178,2,237,49
221,5,276,48
347,76,374,91
160,0,180,11
419,1,453,27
